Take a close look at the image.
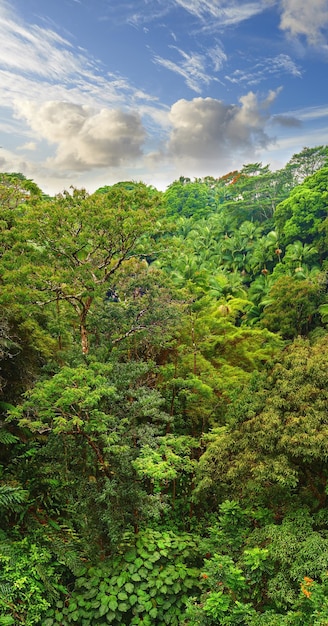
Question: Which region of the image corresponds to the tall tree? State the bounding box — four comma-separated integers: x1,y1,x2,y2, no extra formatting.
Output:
1,183,163,355
285,145,328,183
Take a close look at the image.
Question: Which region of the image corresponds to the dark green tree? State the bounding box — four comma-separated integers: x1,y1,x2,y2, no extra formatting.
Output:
195,335,328,510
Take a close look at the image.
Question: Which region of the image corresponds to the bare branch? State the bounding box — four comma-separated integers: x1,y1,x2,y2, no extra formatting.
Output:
112,325,148,344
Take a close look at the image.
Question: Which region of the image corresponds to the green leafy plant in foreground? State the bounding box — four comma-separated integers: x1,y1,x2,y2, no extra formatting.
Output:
182,552,256,626
0,536,65,626
43,528,201,625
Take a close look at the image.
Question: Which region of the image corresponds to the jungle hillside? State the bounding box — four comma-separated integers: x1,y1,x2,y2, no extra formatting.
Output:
1,145,328,625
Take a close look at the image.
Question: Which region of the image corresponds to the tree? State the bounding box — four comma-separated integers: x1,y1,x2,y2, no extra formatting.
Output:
1,183,163,355
274,167,328,249
218,163,293,227
0,172,42,211
7,358,175,549
196,335,328,510
159,297,281,436
285,146,328,184
260,275,324,338
164,180,216,219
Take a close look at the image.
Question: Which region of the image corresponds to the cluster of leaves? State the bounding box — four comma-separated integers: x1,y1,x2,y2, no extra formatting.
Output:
0,536,65,626
43,529,201,625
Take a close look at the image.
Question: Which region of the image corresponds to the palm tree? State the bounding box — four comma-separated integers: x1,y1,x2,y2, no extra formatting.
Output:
283,240,318,270
170,253,210,290
247,230,282,276
319,302,328,324
207,270,247,300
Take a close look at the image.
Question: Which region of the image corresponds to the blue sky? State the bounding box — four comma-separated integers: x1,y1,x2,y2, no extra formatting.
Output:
0,0,328,193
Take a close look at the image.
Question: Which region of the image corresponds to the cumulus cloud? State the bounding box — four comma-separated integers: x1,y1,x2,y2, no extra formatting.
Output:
0,145,30,174
279,0,328,44
14,101,146,171
167,90,280,169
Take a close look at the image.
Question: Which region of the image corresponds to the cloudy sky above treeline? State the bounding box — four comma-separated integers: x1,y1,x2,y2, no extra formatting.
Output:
1,0,328,193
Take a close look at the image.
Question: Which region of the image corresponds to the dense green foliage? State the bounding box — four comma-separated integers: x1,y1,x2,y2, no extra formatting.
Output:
1,149,328,624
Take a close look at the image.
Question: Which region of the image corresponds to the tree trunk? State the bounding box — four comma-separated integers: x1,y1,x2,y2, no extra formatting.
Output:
79,296,93,355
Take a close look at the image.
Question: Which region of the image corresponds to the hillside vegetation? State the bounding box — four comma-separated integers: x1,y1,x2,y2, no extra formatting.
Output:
1,146,328,625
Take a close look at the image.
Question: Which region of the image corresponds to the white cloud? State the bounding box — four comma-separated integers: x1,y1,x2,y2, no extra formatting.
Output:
207,44,228,71
173,0,275,25
153,48,211,93
0,2,82,80
14,101,146,171
104,0,272,28
119,1,171,26
279,0,328,45
0,144,30,174
153,44,226,93
226,54,302,85
273,104,328,124
273,54,302,77
0,0,158,112
18,141,37,151
295,105,328,121
0,0,167,173
114,0,328,49
166,90,280,171
0,0,327,193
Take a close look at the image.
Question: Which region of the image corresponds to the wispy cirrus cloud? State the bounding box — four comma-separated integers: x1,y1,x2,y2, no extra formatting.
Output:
0,0,157,109
208,44,228,71
118,0,328,51
173,0,275,25
153,44,226,93
226,54,302,86
153,49,213,93
280,104,328,122
0,0,89,81
98,0,172,27
99,0,272,28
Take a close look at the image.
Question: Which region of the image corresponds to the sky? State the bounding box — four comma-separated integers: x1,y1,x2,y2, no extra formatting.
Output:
0,0,328,194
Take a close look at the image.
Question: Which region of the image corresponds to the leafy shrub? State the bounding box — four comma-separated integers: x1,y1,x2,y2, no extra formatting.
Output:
0,536,65,625
44,528,202,625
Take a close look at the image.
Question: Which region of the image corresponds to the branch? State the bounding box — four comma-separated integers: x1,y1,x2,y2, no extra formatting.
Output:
112,325,148,344
80,431,109,475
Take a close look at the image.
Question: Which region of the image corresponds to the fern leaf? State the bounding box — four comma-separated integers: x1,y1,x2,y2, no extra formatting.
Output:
0,485,28,511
